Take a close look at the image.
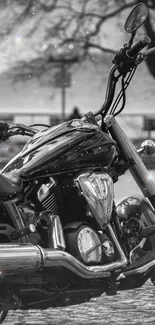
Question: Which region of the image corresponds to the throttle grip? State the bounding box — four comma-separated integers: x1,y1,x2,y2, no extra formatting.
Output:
127,36,151,58
0,122,9,132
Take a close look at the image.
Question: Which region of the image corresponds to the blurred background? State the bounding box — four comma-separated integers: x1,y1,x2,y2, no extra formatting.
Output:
0,0,155,168
1,2,155,323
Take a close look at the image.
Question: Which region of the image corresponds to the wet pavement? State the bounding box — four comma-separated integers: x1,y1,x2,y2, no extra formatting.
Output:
3,280,155,325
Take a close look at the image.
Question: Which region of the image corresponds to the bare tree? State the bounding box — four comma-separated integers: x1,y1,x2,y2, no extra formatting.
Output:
0,0,155,80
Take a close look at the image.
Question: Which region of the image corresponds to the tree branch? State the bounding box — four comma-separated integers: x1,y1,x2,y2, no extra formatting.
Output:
84,42,117,54
81,1,137,38
39,0,59,12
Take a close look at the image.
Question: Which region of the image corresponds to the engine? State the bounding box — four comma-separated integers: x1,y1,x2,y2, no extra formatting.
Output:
17,174,116,265
64,223,115,265
37,177,60,214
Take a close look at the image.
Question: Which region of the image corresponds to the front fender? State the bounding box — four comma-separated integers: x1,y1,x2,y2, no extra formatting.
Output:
116,194,155,249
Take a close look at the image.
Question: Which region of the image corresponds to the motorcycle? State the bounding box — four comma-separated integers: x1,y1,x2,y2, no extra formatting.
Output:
0,2,155,323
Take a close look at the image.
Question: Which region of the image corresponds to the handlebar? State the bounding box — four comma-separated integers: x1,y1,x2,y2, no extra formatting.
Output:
0,123,38,142
85,37,154,121
9,123,38,134
126,36,151,58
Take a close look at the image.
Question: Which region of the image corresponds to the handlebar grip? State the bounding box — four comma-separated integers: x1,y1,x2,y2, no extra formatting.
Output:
0,122,9,132
0,122,10,141
127,36,151,58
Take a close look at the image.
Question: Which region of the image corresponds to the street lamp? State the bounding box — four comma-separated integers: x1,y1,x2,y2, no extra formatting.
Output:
45,42,83,121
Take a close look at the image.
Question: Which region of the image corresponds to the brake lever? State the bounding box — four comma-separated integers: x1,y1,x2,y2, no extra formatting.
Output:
132,46,155,66
136,47,155,65
8,129,35,138
9,123,37,134
143,47,155,58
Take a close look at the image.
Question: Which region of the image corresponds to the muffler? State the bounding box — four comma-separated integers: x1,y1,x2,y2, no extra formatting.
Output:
0,243,127,279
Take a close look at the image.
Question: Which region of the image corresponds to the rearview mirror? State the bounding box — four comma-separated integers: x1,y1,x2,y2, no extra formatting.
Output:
124,3,148,34
139,140,155,156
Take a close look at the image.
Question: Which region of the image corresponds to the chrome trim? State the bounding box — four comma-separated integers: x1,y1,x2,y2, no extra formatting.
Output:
133,260,155,274
39,212,66,250
44,248,126,278
37,177,56,202
107,224,127,263
0,244,42,274
105,115,155,199
0,243,127,279
48,214,66,250
122,260,155,276
75,172,114,227
129,238,146,264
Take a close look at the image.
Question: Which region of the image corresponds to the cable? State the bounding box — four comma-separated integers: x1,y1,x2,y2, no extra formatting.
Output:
110,66,137,115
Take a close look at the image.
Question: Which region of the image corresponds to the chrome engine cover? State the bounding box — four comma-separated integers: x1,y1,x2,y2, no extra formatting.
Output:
75,172,114,228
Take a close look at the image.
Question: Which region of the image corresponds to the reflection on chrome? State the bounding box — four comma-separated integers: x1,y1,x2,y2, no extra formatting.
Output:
75,172,114,227
0,243,127,279
38,212,66,250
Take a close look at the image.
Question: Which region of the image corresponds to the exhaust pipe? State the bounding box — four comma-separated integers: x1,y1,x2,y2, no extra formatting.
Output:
0,243,127,279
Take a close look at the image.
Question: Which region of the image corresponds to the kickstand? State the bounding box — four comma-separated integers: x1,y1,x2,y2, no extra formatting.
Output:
0,310,8,324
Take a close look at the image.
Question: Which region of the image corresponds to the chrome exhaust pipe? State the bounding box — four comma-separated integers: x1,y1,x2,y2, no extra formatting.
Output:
0,244,42,274
0,242,127,279
43,247,127,278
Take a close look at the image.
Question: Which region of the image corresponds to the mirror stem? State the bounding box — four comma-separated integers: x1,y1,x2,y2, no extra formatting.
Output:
128,31,136,47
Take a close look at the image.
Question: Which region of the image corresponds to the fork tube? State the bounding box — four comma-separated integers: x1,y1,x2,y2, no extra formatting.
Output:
105,115,155,208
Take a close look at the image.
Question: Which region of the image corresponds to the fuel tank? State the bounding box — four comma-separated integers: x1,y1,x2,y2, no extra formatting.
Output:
2,119,117,178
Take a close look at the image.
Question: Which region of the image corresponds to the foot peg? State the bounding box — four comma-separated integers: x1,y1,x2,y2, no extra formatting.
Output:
123,250,155,276
11,224,36,240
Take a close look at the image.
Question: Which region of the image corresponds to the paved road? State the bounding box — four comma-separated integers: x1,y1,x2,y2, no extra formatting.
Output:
3,280,155,325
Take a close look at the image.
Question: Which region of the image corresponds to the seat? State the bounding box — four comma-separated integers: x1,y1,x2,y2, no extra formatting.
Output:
0,173,23,201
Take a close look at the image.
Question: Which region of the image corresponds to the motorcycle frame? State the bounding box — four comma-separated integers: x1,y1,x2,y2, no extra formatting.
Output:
105,115,155,209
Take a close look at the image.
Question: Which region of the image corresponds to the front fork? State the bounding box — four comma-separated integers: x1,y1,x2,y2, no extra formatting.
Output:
105,115,155,209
